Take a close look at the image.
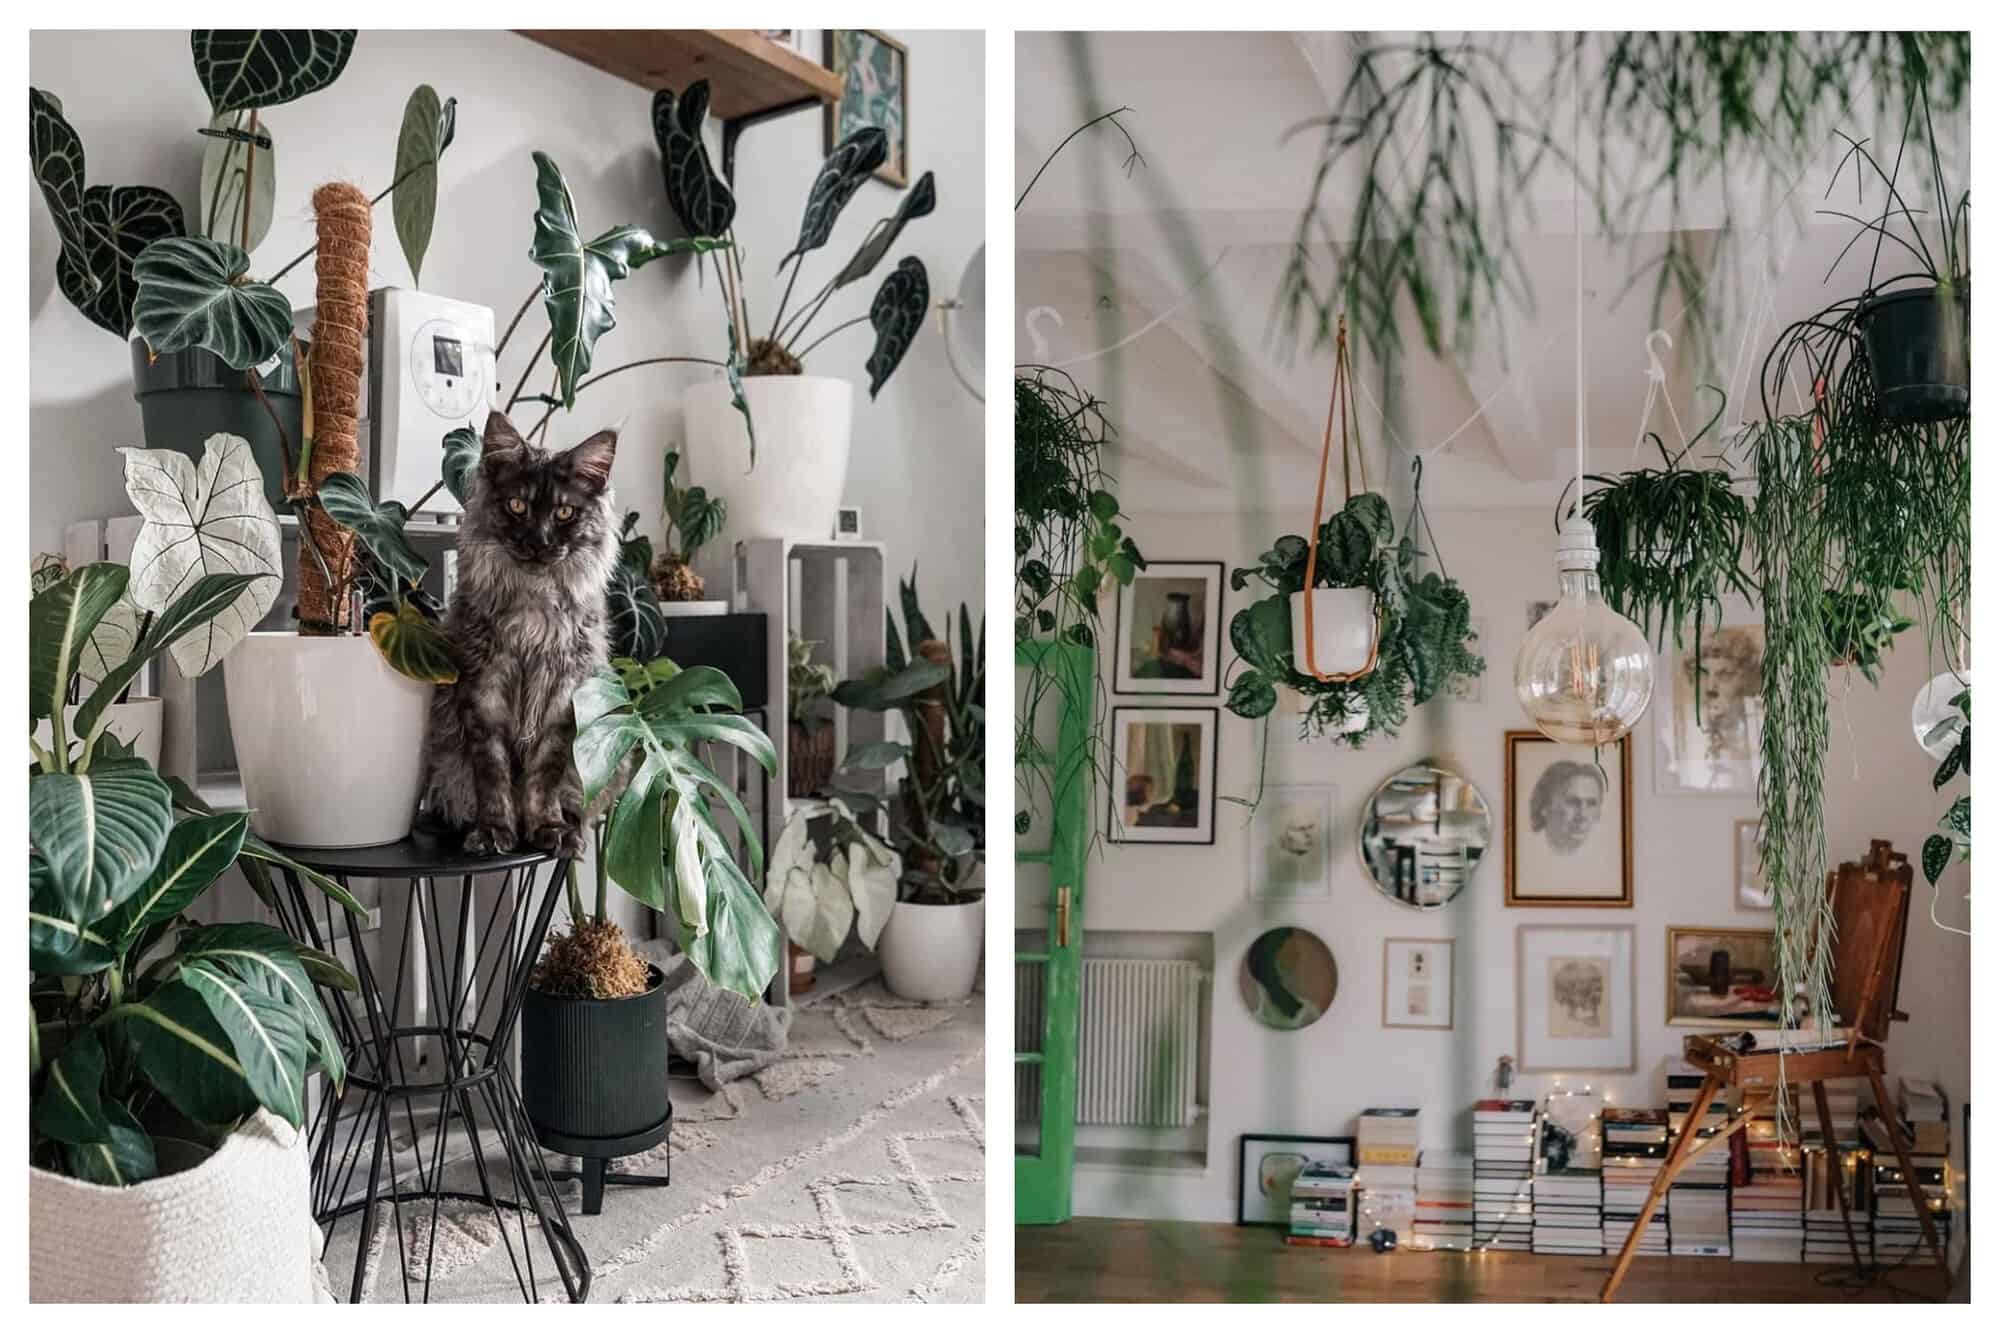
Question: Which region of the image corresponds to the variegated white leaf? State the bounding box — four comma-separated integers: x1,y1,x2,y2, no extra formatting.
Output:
77,596,144,694
846,836,900,950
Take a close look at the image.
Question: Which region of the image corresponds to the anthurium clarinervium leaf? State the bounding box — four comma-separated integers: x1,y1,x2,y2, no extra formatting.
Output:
190,30,357,114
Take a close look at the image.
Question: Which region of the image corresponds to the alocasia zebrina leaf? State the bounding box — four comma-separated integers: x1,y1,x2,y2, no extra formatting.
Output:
652,83,735,238
131,236,293,370
787,127,888,264
190,30,357,114
834,170,936,289
864,256,929,399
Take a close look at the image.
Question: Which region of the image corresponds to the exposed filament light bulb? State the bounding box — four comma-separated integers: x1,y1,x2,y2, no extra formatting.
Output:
1513,517,1654,745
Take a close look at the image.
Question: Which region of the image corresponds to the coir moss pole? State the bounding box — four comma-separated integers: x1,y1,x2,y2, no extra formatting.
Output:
299,181,371,631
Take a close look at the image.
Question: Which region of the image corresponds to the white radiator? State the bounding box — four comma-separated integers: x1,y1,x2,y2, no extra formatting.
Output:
1016,958,1208,1129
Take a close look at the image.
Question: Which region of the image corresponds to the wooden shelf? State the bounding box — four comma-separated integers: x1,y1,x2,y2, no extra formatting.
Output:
517,29,841,120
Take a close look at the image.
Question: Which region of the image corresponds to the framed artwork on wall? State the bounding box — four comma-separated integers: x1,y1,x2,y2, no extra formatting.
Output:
1382,937,1454,1030
1239,926,1338,1031
825,29,910,186
1666,926,1782,1028
1248,784,1336,900
1656,624,1765,794
1108,706,1216,845
1114,561,1224,695
1516,924,1636,1073
1504,730,1633,907
1735,819,1772,910
1237,1133,1354,1227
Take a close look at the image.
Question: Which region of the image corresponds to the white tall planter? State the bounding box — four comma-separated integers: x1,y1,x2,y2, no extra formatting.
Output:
1289,587,1377,679
878,898,985,1002
29,1111,323,1302
32,697,163,770
224,633,432,848
681,375,853,540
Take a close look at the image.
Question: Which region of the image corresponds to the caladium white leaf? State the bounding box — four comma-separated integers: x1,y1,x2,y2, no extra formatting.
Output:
802,857,856,962
846,835,901,950
765,807,816,915
121,434,281,675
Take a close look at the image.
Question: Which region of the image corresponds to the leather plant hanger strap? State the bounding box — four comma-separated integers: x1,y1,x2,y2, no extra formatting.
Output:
1299,315,1381,684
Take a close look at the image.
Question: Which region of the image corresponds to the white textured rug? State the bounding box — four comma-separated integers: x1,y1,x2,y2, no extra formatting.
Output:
321,968,984,1304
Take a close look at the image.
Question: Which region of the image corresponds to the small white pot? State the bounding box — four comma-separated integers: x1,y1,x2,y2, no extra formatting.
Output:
224,633,432,848
1289,587,1377,678
681,375,854,541
877,897,985,1002
29,1111,321,1302
33,697,163,770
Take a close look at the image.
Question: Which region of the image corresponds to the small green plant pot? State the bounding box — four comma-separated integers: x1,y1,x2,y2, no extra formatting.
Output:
1857,284,1970,423
130,338,302,510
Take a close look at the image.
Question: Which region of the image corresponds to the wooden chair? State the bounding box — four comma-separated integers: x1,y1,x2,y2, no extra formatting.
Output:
1600,840,1945,1302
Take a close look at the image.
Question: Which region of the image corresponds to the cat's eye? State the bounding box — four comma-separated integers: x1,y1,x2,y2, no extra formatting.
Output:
507,497,527,515
556,504,575,522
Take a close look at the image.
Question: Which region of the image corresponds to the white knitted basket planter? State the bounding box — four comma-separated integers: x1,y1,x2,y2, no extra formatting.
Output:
30,1110,325,1303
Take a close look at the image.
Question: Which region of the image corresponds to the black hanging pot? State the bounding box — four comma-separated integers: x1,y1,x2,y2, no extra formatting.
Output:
130,337,303,510
519,965,673,1155
1855,283,1970,423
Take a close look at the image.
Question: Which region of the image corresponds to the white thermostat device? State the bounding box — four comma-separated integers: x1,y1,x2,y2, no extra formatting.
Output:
366,288,496,518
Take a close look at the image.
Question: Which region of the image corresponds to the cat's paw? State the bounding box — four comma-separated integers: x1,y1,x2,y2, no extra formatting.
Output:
526,821,570,854
464,824,516,855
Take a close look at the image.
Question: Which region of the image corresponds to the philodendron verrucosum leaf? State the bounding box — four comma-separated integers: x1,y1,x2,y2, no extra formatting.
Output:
132,235,293,370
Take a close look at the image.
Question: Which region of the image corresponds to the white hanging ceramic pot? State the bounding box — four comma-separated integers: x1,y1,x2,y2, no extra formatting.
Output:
224,633,432,848
33,697,164,770
1289,587,1378,680
681,375,854,541
877,898,985,1002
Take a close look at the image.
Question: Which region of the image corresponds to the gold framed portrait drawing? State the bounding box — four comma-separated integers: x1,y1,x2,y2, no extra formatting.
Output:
1504,731,1633,907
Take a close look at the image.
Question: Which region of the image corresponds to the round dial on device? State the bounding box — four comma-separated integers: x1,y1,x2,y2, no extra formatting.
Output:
409,317,487,420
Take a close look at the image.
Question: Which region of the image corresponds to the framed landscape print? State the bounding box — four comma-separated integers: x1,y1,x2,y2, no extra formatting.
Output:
1382,938,1454,1030
1516,925,1636,1073
1114,561,1224,695
1656,625,1765,794
1109,706,1216,845
1504,731,1633,907
1237,1133,1354,1227
1735,819,1772,910
1666,926,1782,1028
825,29,910,186
1248,784,1336,900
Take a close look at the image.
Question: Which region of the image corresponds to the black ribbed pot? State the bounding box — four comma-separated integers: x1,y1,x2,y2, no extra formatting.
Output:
130,337,302,510
1856,283,1970,423
520,965,672,1150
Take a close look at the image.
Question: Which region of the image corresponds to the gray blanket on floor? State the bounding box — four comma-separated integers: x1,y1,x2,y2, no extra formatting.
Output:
635,941,791,1089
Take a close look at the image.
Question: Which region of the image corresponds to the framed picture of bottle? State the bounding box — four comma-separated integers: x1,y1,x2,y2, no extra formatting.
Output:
1108,706,1218,845
1114,561,1224,695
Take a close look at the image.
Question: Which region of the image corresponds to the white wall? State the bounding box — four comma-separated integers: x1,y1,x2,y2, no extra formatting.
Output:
1055,505,1970,1224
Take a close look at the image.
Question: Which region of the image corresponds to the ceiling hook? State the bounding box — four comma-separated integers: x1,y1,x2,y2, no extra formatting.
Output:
1023,305,1065,363
1644,328,1674,383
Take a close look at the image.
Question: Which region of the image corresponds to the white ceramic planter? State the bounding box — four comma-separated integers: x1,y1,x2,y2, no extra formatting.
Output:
224,633,432,848
1289,587,1377,679
681,375,854,540
878,897,985,1002
29,1111,322,1302
660,599,731,617
32,697,163,770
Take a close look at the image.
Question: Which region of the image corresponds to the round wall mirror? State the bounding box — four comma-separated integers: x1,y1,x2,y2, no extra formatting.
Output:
1358,764,1491,909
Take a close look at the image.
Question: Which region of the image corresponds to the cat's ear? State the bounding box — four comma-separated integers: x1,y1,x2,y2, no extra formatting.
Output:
562,430,618,492
482,410,529,457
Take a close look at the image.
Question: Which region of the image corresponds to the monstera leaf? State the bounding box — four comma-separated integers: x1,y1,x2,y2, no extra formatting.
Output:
30,89,187,338
132,237,292,369
651,83,735,237
29,757,174,927
317,471,427,589
368,599,458,685
607,558,669,663
787,127,887,263
391,83,456,285
121,435,282,676
197,111,275,251
190,30,357,114
864,256,929,399
529,151,727,408
440,426,480,503
833,170,936,289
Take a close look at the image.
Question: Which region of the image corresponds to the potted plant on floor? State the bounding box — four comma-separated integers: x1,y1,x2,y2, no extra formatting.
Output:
29,557,360,1302
833,572,986,1001
764,798,902,994
653,80,937,539
652,447,729,615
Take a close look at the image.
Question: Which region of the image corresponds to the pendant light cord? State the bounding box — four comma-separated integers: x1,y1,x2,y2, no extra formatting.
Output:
1572,34,1585,518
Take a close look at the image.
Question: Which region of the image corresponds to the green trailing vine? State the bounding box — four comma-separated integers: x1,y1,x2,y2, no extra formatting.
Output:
1922,687,1970,890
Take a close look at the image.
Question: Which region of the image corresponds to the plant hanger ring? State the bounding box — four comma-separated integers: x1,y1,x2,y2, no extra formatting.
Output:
1299,314,1382,683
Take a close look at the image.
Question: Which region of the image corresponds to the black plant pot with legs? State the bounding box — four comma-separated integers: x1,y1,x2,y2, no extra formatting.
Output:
519,964,675,1214
1856,283,1970,423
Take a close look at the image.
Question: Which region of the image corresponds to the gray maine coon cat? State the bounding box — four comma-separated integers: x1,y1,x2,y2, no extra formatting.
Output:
422,410,618,854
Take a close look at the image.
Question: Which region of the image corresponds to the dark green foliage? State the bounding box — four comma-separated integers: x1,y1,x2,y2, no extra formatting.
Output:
651,83,735,238
865,256,929,399
1922,688,1969,888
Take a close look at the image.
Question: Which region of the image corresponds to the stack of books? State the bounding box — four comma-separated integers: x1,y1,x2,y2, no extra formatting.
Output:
1665,1059,1732,1256
1412,1149,1475,1251
1866,1079,1953,1263
1532,1165,1604,1256
1286,1158,1357,1248
1356,1108,1421,1243
1802,1145,1869,1263
1472,1099,1537,1252
1730,1093,1802,1263
1600,1108,1670,1256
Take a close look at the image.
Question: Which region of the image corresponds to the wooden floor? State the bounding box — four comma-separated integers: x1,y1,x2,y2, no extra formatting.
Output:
1016,1218,1961,1303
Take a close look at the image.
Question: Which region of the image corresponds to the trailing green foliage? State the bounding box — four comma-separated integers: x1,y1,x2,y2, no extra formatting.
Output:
1923,688,1969,889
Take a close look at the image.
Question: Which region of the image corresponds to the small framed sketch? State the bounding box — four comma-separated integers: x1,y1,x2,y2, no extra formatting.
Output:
1237,1133,1354,1227
1505,731,1633,907
1382,938,1454,1030
1516,924,1636,1073
825,29,910,186
1666,926,1782,1028
1114,561,1224,695
1109,706,1216,845
1657,625,1765,795
1735,819,1772,910
1248,784,1336,900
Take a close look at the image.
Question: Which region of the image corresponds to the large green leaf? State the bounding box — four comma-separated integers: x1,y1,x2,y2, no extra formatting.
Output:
368,598,458,685
178,922,344,1094
122,436,283,675
440,426,480,503
34,1027,110,1145
607,558,670,663
390,84,455,284
179,962,307,1127
236,832,366,917
63,1101,157,1186
833,170,936,289
28,893,116,975
97,812,249,945
637,663,741,717
864,256,929,398
317,471,427,588
74,572,270,746
110,979,261,1125
833,659,949,712
651,83,735,237
677,847,783,999
602,752,670,911
529,151,725,408
28,89,89,260
786,126,887,263
29,757,174,927
131,236,292,370
191,30,357,114
29,561,128,725
197,111,275,252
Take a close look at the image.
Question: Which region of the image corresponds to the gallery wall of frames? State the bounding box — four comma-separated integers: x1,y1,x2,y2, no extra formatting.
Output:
1026,504,1969,1225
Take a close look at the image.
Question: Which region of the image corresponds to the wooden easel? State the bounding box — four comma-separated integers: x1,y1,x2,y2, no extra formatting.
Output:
1600,840,1945,1302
